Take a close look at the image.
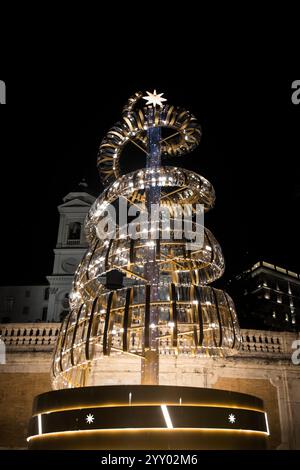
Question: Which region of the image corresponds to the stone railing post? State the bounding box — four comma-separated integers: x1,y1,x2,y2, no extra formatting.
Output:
0,323,61,351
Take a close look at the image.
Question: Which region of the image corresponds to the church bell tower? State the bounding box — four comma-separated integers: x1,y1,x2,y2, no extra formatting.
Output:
46,181,95,321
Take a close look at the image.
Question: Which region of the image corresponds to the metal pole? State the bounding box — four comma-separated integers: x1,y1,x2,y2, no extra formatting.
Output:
141,107,161,385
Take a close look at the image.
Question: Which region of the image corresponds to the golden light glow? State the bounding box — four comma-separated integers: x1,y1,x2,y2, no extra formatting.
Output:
27,427,269,443
33,403,265,417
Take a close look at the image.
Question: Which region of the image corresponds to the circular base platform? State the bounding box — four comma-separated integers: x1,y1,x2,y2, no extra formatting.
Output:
28,385,269,450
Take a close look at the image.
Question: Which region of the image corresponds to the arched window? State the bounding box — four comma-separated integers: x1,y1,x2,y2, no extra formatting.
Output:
68,222,81,240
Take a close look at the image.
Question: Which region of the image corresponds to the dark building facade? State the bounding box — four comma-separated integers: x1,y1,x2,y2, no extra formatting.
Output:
230,261,300,331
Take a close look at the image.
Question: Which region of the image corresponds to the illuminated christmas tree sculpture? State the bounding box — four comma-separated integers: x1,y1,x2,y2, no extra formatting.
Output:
28,92,269,450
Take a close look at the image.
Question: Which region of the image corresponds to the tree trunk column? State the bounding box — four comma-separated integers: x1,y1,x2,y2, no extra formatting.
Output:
141,107,161,385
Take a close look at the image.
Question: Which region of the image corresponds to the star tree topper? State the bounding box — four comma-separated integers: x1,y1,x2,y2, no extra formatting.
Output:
142,89,167,108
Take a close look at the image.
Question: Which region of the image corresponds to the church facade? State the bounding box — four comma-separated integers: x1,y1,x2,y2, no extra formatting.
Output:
0,189,95,324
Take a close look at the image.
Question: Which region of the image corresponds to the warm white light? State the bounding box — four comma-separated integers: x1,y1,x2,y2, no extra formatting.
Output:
264,412,270,435
38,414,42,435
142,90,167,108
86,413,95,424
161,404,173,429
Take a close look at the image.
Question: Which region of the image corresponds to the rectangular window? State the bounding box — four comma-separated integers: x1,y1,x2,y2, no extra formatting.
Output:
22,306,29,315
42,307,48,321
4,297,14,313
44,288,49,300
25,290,31,298
68,222,81,240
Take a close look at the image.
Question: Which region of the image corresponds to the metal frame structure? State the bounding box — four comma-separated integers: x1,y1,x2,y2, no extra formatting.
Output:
51,91,241,389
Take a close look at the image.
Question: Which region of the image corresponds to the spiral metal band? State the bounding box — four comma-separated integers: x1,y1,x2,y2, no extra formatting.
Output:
85,166,215,244
121,91,144,115
74,224,224,308
97,93,202,184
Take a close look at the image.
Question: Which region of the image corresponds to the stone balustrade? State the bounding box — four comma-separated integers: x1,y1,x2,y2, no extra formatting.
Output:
0,323,299,356
240,329,299,356
0,323,60,351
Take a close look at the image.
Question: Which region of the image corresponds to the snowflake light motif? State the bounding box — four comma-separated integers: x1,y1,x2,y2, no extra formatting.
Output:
86,413,95,424
228,413,236,424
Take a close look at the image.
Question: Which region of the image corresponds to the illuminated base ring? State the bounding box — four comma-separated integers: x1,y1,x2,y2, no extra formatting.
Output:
28,385,269,450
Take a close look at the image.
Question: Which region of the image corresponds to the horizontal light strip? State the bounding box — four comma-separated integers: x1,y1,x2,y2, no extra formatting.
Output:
27,427,270,442
33,403,265,417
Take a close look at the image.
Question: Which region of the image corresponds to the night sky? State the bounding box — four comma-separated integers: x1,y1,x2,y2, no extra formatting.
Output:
0,76,299,286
